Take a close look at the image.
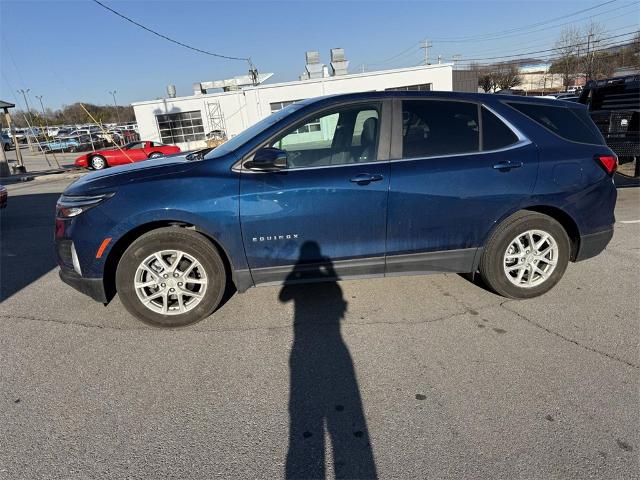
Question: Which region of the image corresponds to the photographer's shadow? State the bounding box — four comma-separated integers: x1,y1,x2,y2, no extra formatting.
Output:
279,241,377,479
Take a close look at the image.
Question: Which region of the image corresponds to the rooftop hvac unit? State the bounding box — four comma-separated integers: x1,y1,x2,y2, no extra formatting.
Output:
330,48,349,76
305,51,324,79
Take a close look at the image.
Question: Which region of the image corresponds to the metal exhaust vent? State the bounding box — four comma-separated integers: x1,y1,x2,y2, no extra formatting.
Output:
330,48,349,76
304,51,324,79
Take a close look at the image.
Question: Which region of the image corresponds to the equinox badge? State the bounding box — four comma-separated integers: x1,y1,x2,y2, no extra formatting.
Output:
252,234,299,242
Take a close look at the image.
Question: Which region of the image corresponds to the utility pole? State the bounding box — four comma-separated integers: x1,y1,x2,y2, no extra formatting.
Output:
585,32,593,81
17,88,35,153
452,54,462,69
361,64,366,73
108,90,121,124
420,39,432,65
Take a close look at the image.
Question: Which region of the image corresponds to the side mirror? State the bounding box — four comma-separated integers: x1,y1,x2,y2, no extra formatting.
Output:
248,147,287,170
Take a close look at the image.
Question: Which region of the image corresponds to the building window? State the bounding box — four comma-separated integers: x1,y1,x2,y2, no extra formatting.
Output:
386,83,432,91
156,111,205,144
270,100,321,134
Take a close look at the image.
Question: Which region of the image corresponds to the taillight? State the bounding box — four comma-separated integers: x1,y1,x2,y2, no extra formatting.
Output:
595,154,617,175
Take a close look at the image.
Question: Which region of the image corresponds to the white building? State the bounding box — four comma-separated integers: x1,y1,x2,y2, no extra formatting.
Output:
132,63,461,151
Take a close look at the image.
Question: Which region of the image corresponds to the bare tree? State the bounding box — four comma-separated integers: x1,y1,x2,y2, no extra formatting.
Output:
471,63,495,92
583,20,605,80
494,63,523,90
550,26,581,91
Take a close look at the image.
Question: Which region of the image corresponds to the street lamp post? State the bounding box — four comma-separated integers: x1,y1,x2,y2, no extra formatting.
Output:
109,90,121,124
35,95,49,129
17,88,35,153
35,95,60,168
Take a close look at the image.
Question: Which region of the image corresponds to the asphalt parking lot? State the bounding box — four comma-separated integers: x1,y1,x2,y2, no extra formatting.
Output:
1,176,638,479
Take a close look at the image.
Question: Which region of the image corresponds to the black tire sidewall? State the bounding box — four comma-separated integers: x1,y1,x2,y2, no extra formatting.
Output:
115,228,226,327
480,213,570,299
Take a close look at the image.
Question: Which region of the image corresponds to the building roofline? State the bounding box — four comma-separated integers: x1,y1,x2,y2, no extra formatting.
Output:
131,63,454,106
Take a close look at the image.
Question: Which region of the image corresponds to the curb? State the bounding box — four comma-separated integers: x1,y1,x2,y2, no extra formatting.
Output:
2,169,86,186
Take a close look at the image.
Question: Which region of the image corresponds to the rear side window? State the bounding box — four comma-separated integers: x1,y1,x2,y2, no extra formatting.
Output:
402,100,479,158
508,102,605,145
482,107,519,150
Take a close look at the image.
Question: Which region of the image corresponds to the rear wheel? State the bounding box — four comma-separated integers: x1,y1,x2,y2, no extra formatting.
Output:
90,155,107,170
115,228,226,327
479,211,570,299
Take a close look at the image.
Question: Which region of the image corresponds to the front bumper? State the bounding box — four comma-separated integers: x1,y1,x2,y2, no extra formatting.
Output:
59,268,108,303
574,228,614,262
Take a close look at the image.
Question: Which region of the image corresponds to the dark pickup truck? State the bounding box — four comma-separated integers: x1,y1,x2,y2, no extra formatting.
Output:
579,74,640,183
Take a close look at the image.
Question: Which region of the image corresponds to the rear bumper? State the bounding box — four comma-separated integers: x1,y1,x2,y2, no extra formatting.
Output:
59,268,108,303
574,228,614,262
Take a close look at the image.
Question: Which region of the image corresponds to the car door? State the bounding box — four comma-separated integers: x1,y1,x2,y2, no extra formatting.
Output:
240,100,391,285
386,98,538,275
124,141,148,162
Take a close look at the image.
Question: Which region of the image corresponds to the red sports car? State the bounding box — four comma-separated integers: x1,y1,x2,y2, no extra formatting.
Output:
75,141,181,170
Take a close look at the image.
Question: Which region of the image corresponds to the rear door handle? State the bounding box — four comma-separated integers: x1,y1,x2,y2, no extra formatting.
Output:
350,173,384,184
493,161,523,170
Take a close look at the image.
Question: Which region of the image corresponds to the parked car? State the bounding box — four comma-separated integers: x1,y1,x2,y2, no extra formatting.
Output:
41,137,81,152
0,184,7,209
56,92,617,327
2,133,13,151
74,140,181,169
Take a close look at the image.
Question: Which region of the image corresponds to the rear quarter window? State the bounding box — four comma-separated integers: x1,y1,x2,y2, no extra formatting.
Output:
507,102,605,145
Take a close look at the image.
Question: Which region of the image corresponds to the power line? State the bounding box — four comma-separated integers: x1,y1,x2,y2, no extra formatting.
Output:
364,42,421,67
454,39,637,68
90,0,250,63
451,29,638,63
445,17,638,58
431,0,621,42
359,1,637,70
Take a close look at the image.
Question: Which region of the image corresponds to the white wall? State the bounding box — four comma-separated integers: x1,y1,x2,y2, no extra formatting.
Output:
132,64,454,151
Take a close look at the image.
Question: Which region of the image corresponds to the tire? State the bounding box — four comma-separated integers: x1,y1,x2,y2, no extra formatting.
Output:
148,152,163,159
479,211,570,299
90,155,107,170
115,227,226,327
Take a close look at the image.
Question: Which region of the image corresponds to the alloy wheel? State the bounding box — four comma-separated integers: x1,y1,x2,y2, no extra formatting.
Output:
503,229,558,288
134,249,208,315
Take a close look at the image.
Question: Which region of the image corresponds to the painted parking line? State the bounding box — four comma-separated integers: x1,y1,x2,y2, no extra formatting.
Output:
618,220,640,224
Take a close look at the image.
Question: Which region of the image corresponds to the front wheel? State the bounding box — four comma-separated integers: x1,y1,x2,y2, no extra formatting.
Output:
479,211,570,299
115,228,226,327
90,155,107,170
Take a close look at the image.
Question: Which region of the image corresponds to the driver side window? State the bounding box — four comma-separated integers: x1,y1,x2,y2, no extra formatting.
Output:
271,103,380,169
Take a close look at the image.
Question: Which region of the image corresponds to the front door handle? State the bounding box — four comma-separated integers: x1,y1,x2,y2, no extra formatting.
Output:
493,161,523,170
350,173,383,184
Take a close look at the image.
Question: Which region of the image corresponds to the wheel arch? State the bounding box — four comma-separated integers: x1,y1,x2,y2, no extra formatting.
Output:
102,220,236,302
484,205,581,262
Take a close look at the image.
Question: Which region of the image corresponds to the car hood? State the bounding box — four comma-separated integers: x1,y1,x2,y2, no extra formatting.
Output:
64,153,197,195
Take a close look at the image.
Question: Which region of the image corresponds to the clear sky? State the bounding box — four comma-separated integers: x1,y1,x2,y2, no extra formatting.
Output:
0,0,637,110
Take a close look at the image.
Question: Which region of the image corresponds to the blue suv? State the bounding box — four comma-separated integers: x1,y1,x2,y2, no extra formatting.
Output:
55,92,617,326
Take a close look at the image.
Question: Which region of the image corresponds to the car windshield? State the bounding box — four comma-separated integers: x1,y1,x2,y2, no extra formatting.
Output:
204,103,306,160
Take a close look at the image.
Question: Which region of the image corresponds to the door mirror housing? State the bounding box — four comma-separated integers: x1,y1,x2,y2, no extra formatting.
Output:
247,147,287,170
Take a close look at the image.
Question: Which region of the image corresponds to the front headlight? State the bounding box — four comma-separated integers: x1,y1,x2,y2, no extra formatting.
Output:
56,192,114,218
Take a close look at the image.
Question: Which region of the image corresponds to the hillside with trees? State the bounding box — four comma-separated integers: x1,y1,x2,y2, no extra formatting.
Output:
1,102,136,128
